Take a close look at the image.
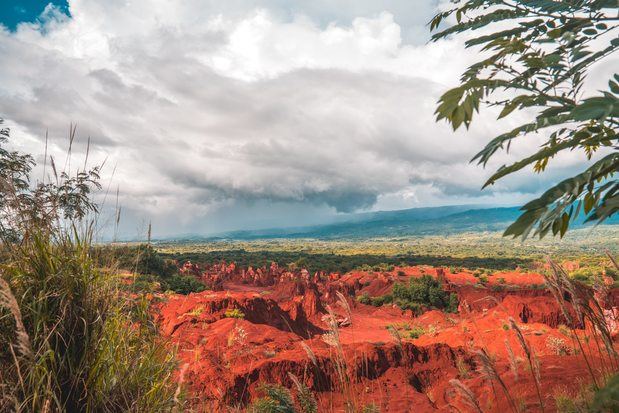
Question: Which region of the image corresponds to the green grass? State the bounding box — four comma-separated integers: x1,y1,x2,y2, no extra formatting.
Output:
0,228,180,412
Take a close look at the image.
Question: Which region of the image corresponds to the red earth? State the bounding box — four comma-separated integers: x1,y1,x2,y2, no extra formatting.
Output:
152,263,619,412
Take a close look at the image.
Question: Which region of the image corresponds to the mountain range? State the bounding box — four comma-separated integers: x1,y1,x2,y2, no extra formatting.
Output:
176,205,616,241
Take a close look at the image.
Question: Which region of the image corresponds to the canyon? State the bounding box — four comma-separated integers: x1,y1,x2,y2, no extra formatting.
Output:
153,262,619,412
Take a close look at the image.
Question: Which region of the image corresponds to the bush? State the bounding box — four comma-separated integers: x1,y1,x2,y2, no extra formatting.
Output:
391,276,459,313
408,326,425,339
357,292,371,305
357,292,393,307
224,308,245,319
359,276,458,314
0,229,179,412
164,275,206,294
125,273,161,293
0,121,180,412
249,384,295,413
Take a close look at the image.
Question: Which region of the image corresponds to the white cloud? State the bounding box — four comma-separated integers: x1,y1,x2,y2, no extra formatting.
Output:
0,0,609,237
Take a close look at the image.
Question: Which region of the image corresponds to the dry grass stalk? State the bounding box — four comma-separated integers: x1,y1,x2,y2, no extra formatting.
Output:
336,291,352,324
476,348,518,413
449,379,484,413
504,339,519,381
300,341,318,367
387,325,403,353
324,305,356,413
546,258,619,385
173,363,189,408
0,275,32,360
509,318,544,412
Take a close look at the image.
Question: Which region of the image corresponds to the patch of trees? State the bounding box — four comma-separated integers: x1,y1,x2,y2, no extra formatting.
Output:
162,249,532,274
96,244,205,294
357,275,459,314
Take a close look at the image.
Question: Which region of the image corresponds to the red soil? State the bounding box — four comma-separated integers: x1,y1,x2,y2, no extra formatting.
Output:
154,264,619,412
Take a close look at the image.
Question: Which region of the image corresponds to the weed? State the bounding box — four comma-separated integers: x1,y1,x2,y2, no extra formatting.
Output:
408,326,425,339
362,403,380,413
456,356,470,378
546,336,571,356
225,308,245,319
187,305,205,318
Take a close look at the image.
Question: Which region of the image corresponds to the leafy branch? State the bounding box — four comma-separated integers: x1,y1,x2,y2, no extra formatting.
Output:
430,0,618,239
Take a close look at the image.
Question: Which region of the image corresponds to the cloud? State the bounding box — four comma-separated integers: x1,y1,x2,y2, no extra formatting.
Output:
0,0,609,237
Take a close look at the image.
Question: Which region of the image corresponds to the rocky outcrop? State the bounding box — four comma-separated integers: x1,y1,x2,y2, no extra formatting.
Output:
154,263,618,412
156,291,323,336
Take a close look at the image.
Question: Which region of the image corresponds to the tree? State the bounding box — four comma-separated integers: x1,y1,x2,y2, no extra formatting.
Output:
430,1,618,239
0,119,101,240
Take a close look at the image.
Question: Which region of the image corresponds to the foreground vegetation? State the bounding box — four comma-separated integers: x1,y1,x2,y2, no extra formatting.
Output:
0,121,181,412
0,230,180,412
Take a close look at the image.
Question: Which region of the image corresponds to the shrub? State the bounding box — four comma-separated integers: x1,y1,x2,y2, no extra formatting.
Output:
249,384,295,413
391,275,459,313
408,326,425,339
358,292,393,307
224,308,245,319
0,229,179,412
359,276,459,314
125,273,161,293
371,294,393,307
0,121,180,412
546,336,571,356
362,404,380,413
357,292,371,305
164,275,206,294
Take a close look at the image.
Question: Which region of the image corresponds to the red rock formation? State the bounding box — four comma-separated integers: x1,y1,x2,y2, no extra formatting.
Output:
154,263,618,412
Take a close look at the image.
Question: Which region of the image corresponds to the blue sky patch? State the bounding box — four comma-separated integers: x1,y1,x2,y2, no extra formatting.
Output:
0,1,69,30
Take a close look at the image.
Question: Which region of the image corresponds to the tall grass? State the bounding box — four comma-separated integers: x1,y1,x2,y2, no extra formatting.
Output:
0,121,180,412
0,226,180,412
448,255,619,412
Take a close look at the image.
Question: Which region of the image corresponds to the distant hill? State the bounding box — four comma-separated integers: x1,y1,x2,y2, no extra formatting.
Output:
203,205,617,240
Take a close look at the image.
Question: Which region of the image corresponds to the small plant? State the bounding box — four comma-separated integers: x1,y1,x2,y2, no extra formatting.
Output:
227,325,247,347
186,305,205,318
224,308,245,319
456,356,470,379
408,326,425,339
289,373,318,413
249,384,295,413
546,336,571,356
357,292,371,305
362,403,380,413
557,325,571,337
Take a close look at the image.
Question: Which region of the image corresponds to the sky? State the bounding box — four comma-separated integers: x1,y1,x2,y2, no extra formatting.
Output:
0,1,614,239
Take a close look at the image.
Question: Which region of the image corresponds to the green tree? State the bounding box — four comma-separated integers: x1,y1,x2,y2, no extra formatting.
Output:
430,1,618,239
0,120,101,240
